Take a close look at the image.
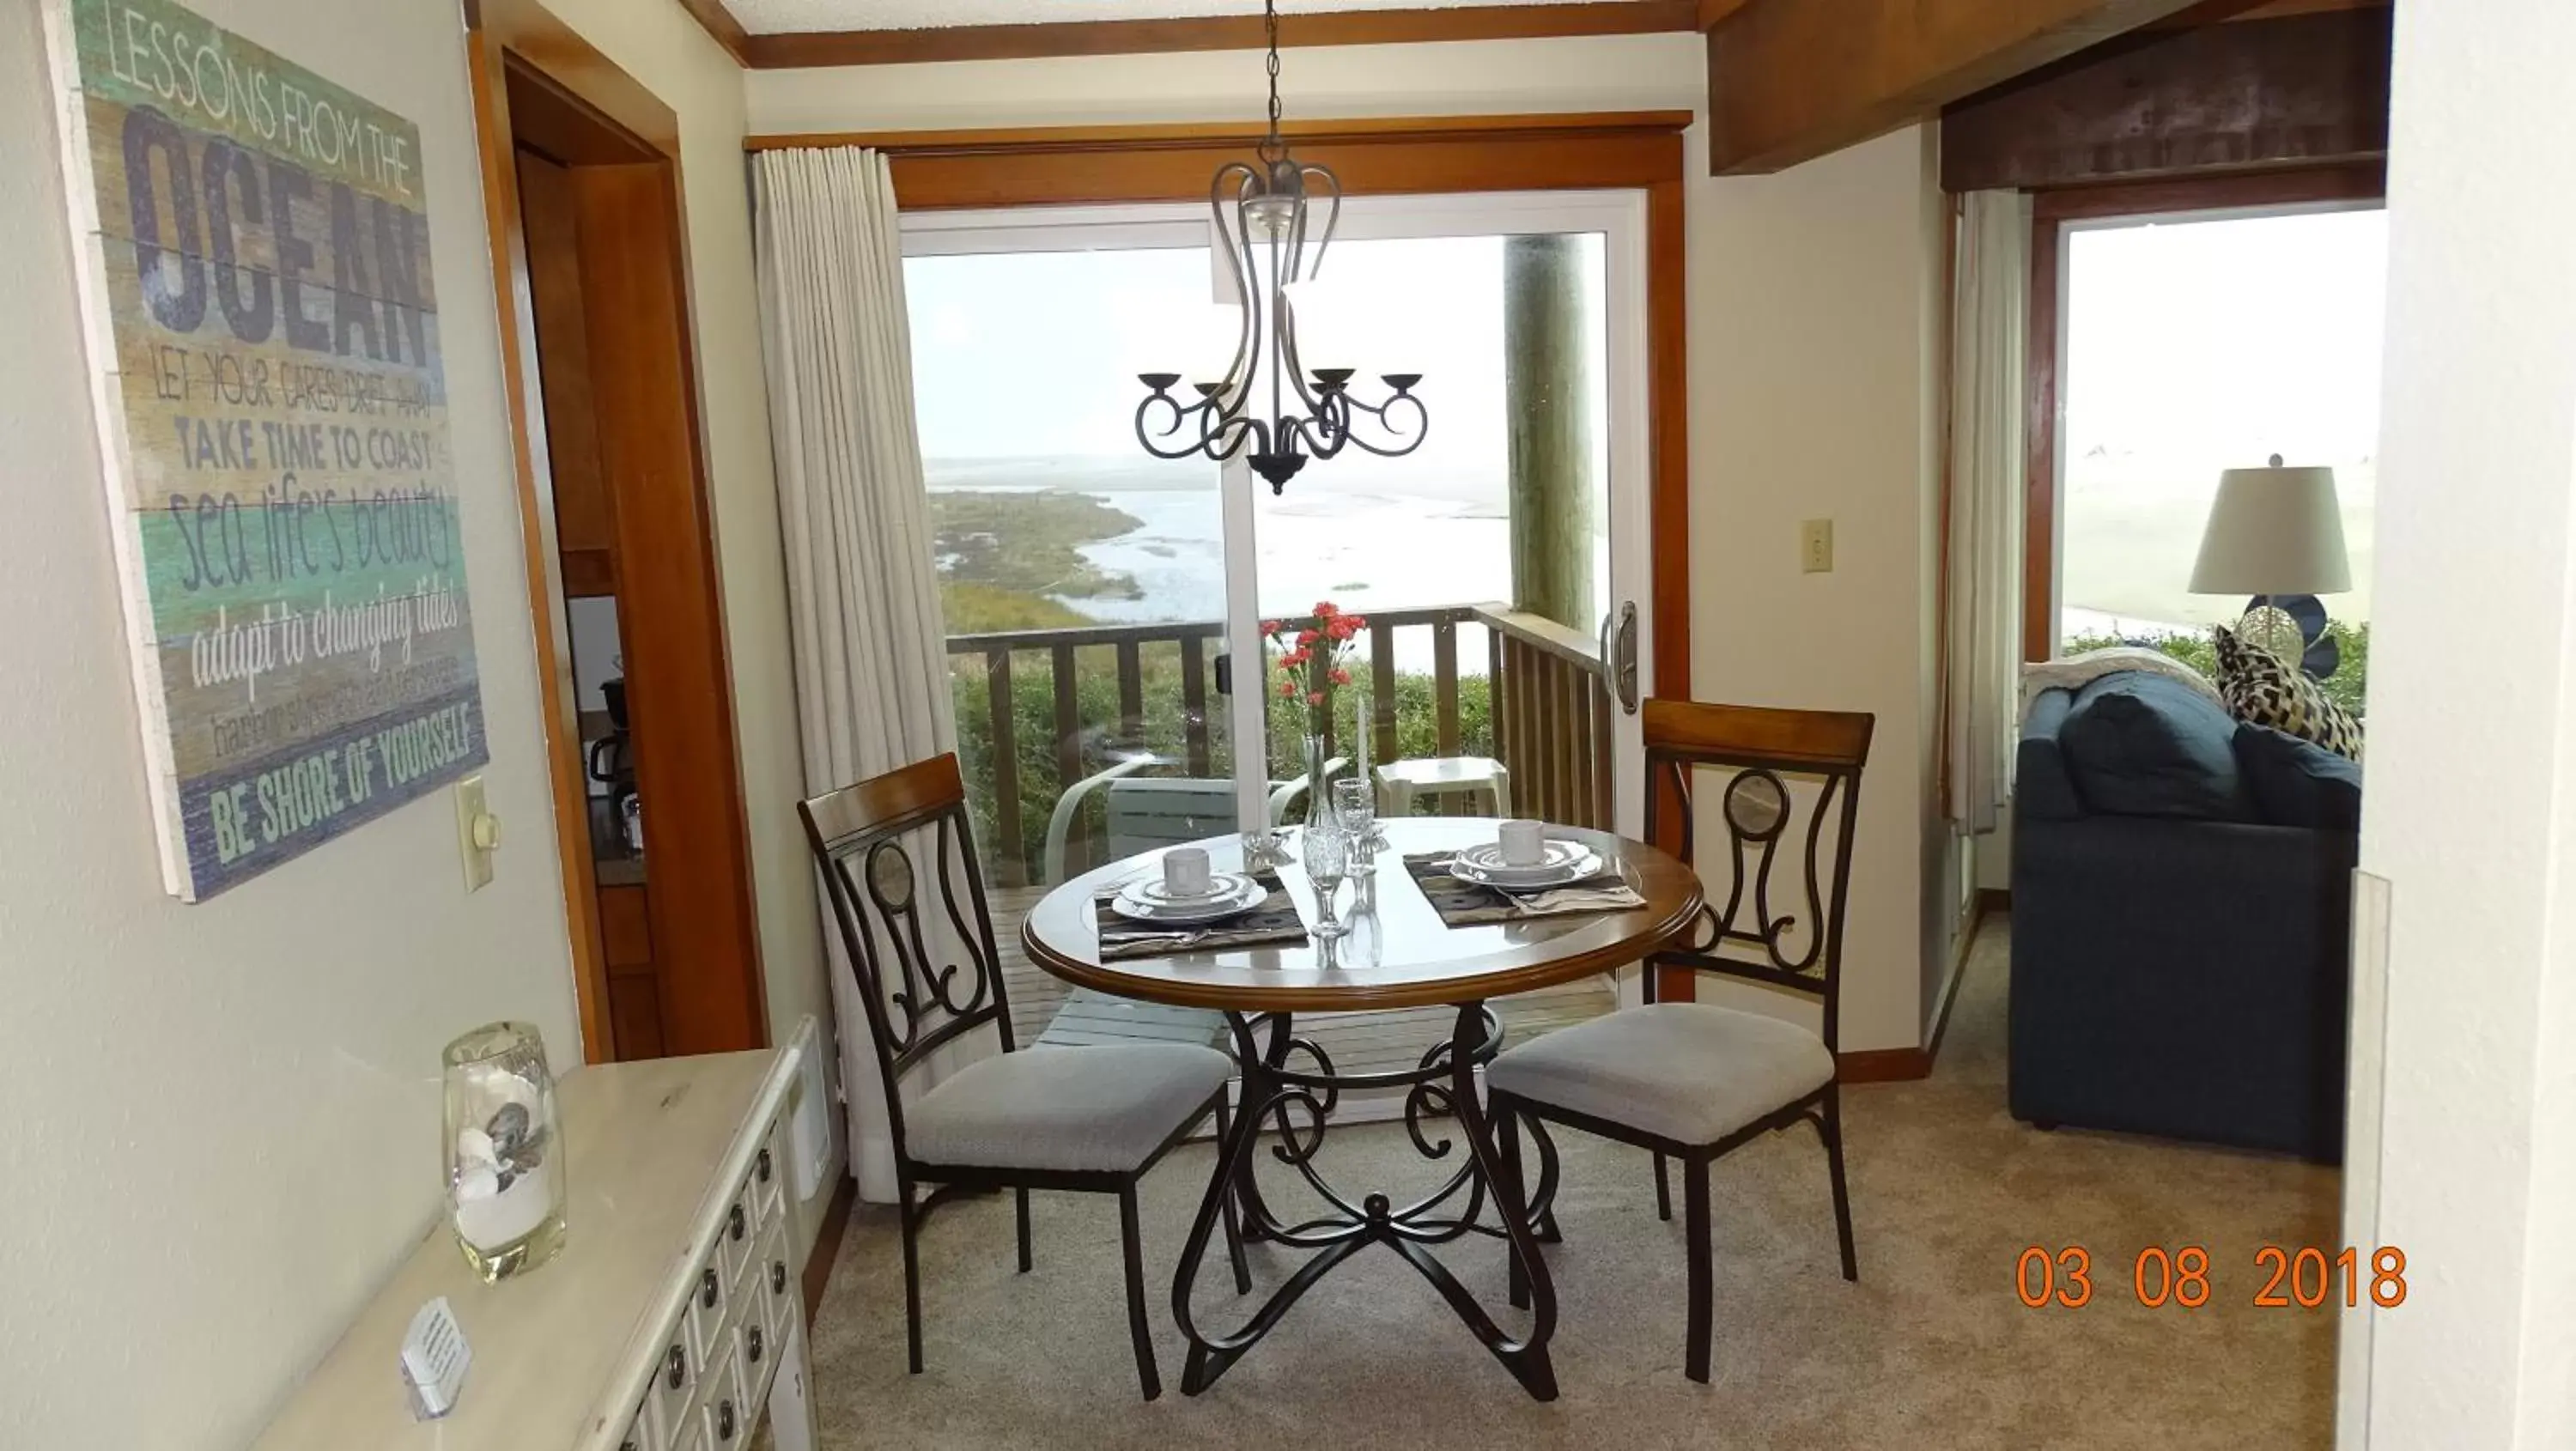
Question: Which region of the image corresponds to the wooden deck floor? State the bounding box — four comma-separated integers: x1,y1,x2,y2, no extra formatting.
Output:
985,884,1616,1085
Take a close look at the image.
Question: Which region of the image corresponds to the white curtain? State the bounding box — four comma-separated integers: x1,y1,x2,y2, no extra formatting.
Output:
753,147,967,1203
1944,190,2030,834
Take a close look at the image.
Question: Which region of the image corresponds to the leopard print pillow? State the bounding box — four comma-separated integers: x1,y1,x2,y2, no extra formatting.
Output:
2212,627,2363,761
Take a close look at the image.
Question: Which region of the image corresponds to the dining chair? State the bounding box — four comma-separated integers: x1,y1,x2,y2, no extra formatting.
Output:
797,753,1249,1400
1485,698,1874,1383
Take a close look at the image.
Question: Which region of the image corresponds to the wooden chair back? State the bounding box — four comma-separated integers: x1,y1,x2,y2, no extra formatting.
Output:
797,755,1014,1142
1639,698,1874,1053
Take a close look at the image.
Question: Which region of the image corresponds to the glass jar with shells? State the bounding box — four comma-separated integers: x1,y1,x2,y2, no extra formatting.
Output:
440,1021,568,1282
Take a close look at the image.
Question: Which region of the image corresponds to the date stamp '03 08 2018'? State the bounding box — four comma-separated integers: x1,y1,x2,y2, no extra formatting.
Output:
2016,1246,2410,1311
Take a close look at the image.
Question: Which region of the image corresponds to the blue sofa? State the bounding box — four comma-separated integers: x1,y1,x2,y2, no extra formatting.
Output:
2009,671,2359,1162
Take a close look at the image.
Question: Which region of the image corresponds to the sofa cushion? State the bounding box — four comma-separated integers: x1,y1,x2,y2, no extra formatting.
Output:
2015,688,2086,821
2213,628,2365,760
2234,722,2364,832
2058,671,2259,822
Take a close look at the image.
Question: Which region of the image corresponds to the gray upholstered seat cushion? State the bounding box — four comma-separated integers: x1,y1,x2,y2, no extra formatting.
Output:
1487,1004,1835,1147
905,1042,1232,1174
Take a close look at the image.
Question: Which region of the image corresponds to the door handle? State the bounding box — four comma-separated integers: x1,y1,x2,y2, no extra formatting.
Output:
1213,651,1233,696
1610,601,1640,715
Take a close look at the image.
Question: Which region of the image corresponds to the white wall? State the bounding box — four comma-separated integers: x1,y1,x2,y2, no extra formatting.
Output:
2348,0,2576,1441
748,35,1951,1051
1686,124,1948,1052
536,0,841,1248
0,0,578,1445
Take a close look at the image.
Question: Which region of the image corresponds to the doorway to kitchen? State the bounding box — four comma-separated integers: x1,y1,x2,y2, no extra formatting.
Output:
465,1,767,1061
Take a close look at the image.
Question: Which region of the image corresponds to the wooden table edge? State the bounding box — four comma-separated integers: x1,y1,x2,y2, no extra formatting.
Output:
1019,870,1706,1015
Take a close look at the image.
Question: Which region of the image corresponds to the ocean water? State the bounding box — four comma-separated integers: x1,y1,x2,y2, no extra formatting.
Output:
945,482,1529,671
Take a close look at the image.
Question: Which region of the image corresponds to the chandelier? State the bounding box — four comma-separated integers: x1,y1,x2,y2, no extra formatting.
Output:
1133,0,1427,494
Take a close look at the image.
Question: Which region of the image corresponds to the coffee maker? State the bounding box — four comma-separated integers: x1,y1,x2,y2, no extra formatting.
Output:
588,677,641,852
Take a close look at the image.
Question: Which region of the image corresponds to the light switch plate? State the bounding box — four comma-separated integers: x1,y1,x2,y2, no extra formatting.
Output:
455,775,494,893
1801,519,1834,574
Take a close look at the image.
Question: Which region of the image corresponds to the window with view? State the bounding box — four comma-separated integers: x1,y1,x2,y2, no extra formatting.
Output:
2056,206,2384,714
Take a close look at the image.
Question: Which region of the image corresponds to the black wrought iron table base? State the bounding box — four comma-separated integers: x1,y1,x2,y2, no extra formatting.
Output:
1170,1003,1564,1401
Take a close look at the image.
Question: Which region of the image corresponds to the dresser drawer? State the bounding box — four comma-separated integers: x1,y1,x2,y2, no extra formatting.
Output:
666,1399,708,1451
751,1117,789,1233
653,1323,698,1438
617,1392,659,1451
705,1326,752,1450
686,1249,732,1367
719,1175,758,1284
759,1225,797,1347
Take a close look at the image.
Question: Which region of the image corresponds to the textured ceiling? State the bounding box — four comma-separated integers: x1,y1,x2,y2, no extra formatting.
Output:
721,0,1607,36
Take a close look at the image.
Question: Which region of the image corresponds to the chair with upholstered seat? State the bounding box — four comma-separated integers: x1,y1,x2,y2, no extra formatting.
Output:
1487,698,1873,1383
798,754,1248,1399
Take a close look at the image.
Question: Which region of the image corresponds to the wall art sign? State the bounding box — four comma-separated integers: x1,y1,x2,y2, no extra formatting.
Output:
43,0,487,900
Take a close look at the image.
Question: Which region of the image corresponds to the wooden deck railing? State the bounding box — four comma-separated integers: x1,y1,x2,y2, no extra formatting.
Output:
1476,604,1616,831
947,600,1613,883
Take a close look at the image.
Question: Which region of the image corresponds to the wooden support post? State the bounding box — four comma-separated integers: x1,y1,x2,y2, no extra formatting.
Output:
1504,234,1597,634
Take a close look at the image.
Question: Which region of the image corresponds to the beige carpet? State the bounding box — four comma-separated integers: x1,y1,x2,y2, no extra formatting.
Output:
805,919,2339,1448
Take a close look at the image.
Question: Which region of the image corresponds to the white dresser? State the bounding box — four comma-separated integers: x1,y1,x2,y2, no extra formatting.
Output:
255,1040,819,1451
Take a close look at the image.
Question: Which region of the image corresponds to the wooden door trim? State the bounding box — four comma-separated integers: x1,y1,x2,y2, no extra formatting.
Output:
465,0,769,1058
750,113,1693,708
2020,161,2386,660
465,14,614,1063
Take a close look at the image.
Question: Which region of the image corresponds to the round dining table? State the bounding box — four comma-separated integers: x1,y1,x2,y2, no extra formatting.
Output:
1020,817,1703,1401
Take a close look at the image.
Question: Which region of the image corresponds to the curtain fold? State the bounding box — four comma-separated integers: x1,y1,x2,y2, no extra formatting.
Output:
1944,190,2031,835
753,147,967,1203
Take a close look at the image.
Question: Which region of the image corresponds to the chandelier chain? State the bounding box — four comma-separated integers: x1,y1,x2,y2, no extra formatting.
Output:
1261,0,1285,161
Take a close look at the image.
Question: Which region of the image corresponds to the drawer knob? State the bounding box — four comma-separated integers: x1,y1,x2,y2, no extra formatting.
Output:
730,1203,746,1242
771,1260,787,1296
748,1325,765,1363
666,1344,686,1389
702,1267,720,1308
757,1148,773,1184
717,1399,738,1441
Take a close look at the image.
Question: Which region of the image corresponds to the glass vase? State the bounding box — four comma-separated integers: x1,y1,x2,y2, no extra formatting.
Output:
442,1021,568,1282
1302,731,1337,834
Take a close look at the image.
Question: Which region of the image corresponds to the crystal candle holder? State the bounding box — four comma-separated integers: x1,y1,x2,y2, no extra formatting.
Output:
441,1021,568,1282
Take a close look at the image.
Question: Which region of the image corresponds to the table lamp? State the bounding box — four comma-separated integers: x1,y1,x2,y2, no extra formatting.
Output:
2188,454,2351,662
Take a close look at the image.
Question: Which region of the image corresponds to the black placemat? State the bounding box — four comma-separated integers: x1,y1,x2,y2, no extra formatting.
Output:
1400,850,1644,927
1093,870,1310,961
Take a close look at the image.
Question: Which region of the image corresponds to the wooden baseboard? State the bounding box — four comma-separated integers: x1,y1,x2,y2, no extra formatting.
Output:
802,1173,858,1325
1839,888,2002,1084
1837,1046,1933,1083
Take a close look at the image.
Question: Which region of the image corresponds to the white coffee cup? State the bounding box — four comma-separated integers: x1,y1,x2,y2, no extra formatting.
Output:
1163,847,1213,896
1498,819,1547,867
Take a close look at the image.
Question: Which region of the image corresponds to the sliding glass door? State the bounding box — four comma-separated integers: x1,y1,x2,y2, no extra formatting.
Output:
902,191,1656,918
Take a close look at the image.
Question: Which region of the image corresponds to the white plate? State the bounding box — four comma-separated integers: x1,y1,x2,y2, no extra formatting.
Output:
1121,871,1258,908
1109,875,1266,925
1449,841,1603,891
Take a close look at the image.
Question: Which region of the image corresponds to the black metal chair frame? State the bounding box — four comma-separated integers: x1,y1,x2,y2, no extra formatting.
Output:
798,754,1249,1401
1489,702,1874,1384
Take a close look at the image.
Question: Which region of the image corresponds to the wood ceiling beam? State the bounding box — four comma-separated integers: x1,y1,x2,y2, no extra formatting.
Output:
671,0,753,66
1702,0,2209,174
729,1,1699,69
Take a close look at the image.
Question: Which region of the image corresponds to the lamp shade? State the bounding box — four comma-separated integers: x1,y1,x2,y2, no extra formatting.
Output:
2188,461,2353,596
